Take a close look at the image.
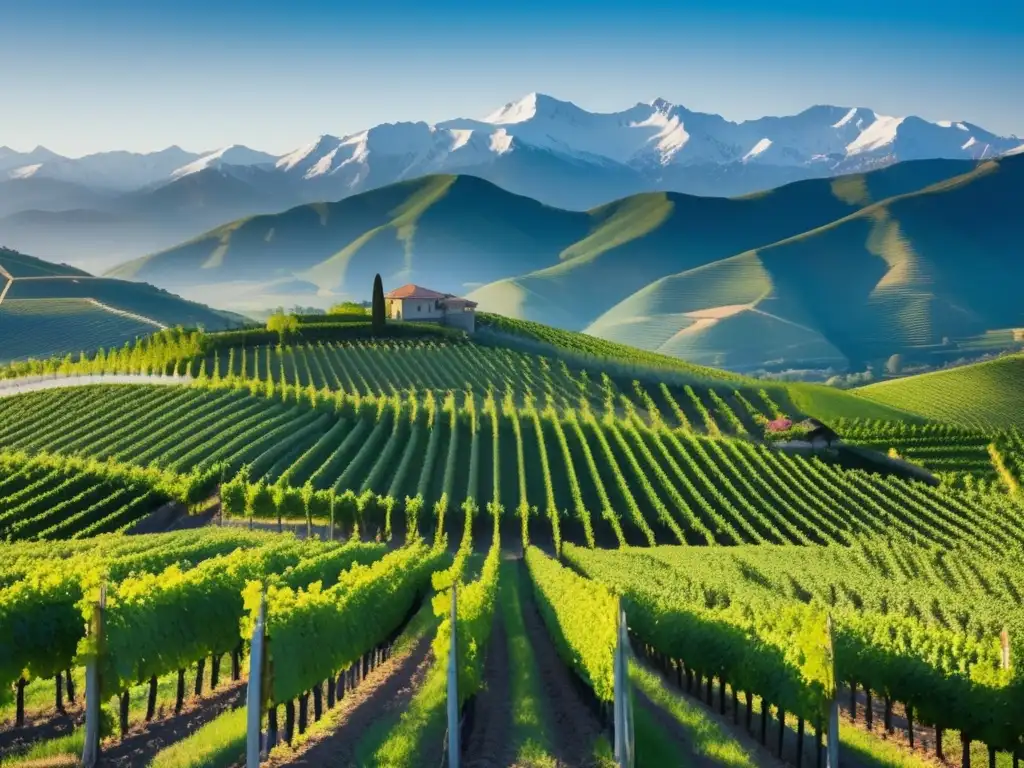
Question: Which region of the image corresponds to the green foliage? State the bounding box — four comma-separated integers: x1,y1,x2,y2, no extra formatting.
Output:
859,352,1024,429
0,528,303,699
567,543,1024,749
327,302,369,316
266,312,300,340
244,541,445,705
524,547,616,702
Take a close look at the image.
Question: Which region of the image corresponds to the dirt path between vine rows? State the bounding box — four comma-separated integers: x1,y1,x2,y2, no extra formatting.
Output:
517,564,609,767
0,708,83,759
267,634,435,767
462,612,513,767
99,679,246,767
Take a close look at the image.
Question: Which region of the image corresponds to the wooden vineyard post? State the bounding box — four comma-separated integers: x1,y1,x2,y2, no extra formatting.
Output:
1001,628,1011,672
447,582,460,768
81,583,106,768
826,614,840,768
614,600,635,768
247,590,267,768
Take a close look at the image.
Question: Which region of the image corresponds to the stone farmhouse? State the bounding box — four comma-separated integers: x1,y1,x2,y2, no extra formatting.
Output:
384,284,478,332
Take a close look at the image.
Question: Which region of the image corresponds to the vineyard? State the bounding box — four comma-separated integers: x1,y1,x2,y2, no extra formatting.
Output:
0,317,1023,767
856,353,1024,429
0,451,178,541
1,380,1021,555
0,299,158,366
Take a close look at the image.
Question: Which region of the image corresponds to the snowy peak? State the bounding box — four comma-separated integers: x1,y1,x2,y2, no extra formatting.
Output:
5,92,1020,207
483,92,572,124
275,135,343,174
846,113,905,156
170,145,278,180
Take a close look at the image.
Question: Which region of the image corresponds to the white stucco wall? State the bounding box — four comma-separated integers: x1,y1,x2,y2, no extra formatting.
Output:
394,298,444,320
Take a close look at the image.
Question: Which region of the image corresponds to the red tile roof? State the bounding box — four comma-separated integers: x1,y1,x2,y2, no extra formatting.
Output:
384,284,449,300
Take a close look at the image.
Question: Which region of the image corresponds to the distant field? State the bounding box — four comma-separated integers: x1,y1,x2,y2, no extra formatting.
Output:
857,353,1024,429
4,277,239,330
0,247,90,278
0,298,157,364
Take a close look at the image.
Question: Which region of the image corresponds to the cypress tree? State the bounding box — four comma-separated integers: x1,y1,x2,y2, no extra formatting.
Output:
371,274,386,335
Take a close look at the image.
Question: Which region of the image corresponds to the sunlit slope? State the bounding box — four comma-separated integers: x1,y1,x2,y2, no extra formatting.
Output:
0,248,242,363
589,154,1024,370
108,174,590,297
5,277,239,331
857,352,1024,428
473,313,919,424
0,246,91,278
0,299,157,365
468,158,978,328
107,159,972,314
585,252,847,370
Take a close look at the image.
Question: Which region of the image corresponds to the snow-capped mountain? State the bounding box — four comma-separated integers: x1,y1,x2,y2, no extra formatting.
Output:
2,92,1021,271
169,145,279,180
1,145,204,190
4,93,1020,202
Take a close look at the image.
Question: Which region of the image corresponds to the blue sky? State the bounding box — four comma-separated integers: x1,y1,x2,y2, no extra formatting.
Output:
4,0,1022,156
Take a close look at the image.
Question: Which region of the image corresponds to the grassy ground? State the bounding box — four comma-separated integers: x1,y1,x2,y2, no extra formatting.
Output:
502,560,616,768
783,382,928,424
351,612,447,766
264,597,441,766
499,559,559,767
0,730,82,767
630,662,761,768
148,705,247,768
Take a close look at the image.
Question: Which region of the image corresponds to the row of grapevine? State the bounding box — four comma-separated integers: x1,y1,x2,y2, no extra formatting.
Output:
566,545,1024,755
524,547,617,703
0,332,780,437
3,382,1021,554
244,541,446,711
0,530,330,708
0,449,218,541
836,417,1001,481
433,506,502,706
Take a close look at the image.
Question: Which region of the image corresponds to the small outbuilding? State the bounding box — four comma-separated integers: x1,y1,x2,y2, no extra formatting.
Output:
384,284,478,333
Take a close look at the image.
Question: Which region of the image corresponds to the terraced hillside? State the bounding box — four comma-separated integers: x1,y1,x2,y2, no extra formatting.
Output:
835,418,1000,483
0,299,160,364
6,380,1019,554
856,352,1024,429
0,247,245,364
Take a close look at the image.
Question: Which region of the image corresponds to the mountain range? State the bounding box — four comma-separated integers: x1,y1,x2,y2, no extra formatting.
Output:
2,93,1022,271
106,153,1024,372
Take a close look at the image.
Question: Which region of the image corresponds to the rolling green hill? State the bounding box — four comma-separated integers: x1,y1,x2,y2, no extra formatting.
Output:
856,352,1024,429
105,156,1022,372
0,298,161,364
0,248,245,364
0,246,90,278
589,154,1024,371
107,159,973,316
109,174,591,297
468,158,979,331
